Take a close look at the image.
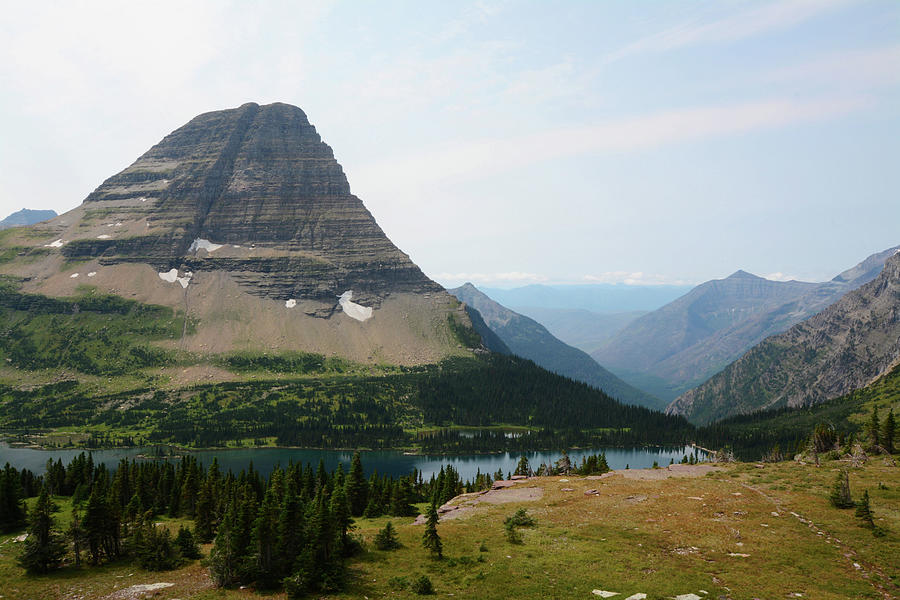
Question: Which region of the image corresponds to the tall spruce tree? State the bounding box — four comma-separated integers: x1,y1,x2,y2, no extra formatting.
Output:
866,405,881,450
0,463,27,532
855,490,875,528
829,469,854,508
422,501,442,559
345,452,368,517
881,408,896,454
18,486,66,574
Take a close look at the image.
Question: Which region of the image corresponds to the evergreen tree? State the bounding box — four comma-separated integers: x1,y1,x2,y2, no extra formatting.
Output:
374,521,401,550
345,452,368,517
175,525,201,559
829,469,854,508
422,502,442,559
18,486,66,574
855,490,875,528
0,463,27,532
194,477,216,542
208,499,242,587
276,485,305,578
135,523,182,571
68,507,86,567
253,487,281,588
84,484,118,564
514,455,530,477
866,405,881,450
881,408,896,454
330,484,353,552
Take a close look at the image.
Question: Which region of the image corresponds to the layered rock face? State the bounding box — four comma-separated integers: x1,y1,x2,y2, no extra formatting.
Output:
55,102,440,310
667,251,900,424
1,103,467,365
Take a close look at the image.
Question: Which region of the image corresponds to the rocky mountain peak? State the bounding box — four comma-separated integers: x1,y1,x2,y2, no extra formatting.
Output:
725,269,762,280
39,102,441,307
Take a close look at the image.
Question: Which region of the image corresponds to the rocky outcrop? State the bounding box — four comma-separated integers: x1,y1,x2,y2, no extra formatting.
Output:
593,246,899,401
449,283,663,409
667,251,900,424
46,102,440,307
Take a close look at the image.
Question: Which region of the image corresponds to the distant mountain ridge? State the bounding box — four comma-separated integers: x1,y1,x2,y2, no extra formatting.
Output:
448,283,664,410
669,250,900,424
592,246,900,402
510,307,646,355
0,208,57,229
479,283,692,313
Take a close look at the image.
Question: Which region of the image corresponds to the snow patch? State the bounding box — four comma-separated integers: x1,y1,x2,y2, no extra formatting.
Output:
88,272,97,277
44,239,64,248
338,290,373,321
176,272,192,288
158,269,178,283
70,273,79,278
97,234,111,239
189,238,223,253
285,299,297,308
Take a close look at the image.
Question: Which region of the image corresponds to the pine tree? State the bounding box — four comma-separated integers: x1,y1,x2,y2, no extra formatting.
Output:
18,486,66,574
866,405,881,450
68,507,86,567
0,464,27,533
175,525,201,559
374,521,401,550
829,469,854,508
881,408,896,454
252,487,280,588
855,490,875,528
422,502,442,559
514,455,530,476
345,452,367,517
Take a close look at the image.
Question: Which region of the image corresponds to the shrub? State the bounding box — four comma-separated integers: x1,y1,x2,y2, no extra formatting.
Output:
411,575,435,595
374,521,401,551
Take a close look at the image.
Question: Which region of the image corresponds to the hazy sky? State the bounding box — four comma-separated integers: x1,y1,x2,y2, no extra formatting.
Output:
2,1,898,287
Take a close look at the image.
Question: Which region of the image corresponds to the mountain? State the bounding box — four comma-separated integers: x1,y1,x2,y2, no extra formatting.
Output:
0,208,57,229
511,307,646,354
479,283,692,313
592,247,900,402
0,102,472,366
668,251,900,424
448,283,664,409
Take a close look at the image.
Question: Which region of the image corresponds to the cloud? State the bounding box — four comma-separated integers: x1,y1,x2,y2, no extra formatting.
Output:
766,44,900,90
763,272,800,282
605,0,854,63
581,272,691,286
353,95,869,198
431,271,548,285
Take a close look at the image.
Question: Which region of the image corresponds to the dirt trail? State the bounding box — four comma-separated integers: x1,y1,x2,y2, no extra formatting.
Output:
739,482,897,600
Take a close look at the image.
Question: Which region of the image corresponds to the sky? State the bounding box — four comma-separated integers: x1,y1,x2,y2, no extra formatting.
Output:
1,0,898,288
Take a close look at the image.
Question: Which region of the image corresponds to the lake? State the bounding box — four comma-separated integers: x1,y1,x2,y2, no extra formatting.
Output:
0,443,706,482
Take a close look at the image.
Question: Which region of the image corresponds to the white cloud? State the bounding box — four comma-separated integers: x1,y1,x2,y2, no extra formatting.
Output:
353,95,868,200
581,272,691,286
763,272,799,282
605,0,854,63
432,271,548,285
766,44,900,89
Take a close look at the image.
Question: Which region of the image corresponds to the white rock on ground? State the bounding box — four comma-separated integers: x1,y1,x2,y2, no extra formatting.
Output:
624,594,647,600
674,594,702,600
70,273,79,278
591,591,619,598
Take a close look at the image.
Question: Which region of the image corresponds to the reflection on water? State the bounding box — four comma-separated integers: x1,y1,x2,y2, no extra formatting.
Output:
0,443,706,482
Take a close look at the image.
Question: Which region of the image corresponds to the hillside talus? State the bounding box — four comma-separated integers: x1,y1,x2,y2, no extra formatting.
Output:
668,251,900,424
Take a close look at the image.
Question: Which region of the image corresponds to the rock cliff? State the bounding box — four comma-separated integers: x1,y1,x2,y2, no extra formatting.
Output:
667,251,900,424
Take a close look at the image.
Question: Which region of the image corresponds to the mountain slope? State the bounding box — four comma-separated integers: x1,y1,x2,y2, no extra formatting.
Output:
668,251,900,424
480,283,691,313
448,283,663,409
0,209,57,229
0,102,471,367
510,307,645,355
593,247,900,401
